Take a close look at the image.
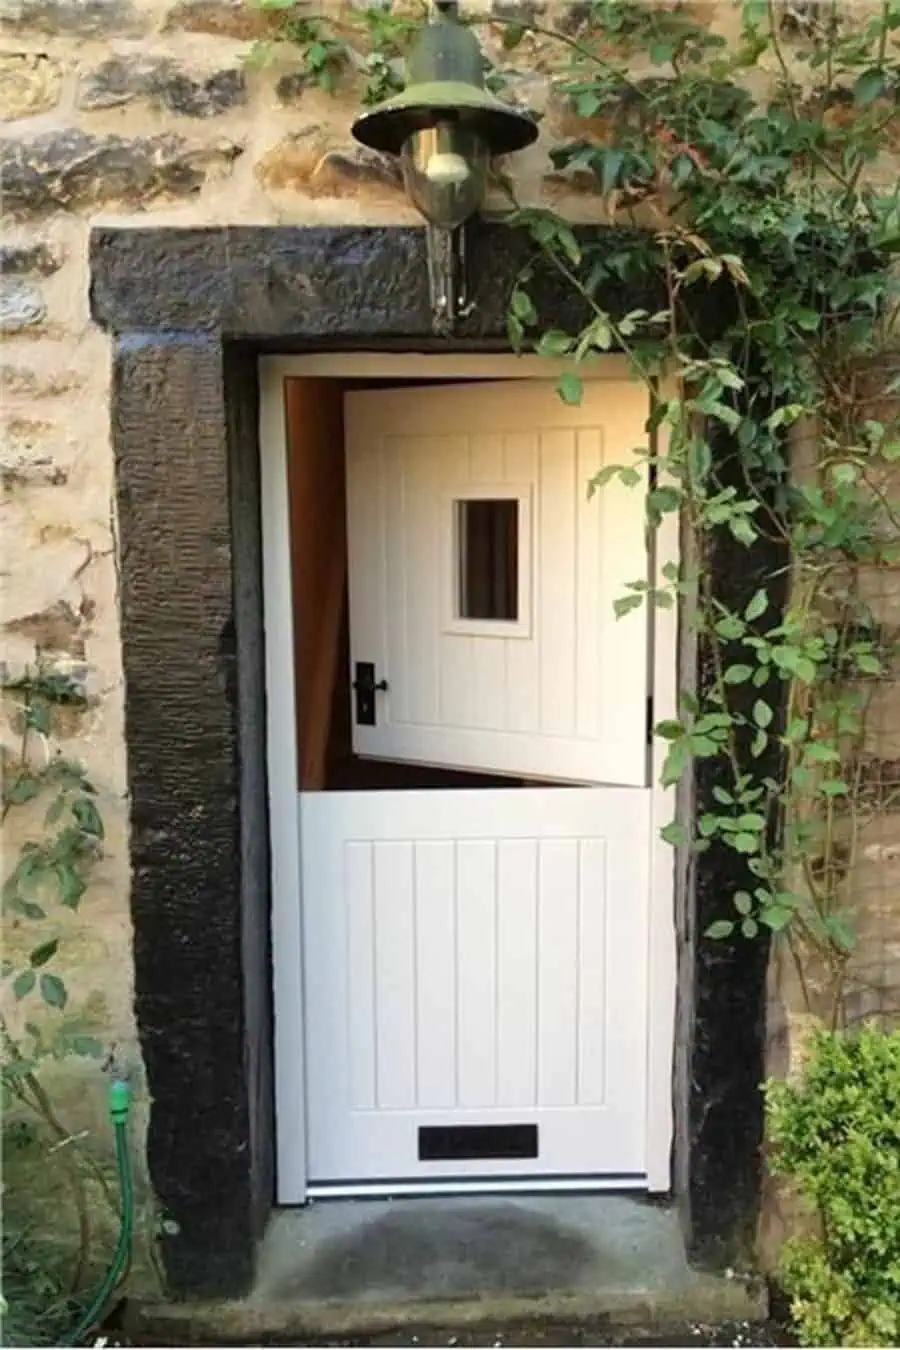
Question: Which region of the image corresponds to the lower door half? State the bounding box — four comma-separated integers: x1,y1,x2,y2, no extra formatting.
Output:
301,787,652,1187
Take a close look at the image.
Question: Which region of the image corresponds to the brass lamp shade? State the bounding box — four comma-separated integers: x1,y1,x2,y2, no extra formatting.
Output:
351,10,538,159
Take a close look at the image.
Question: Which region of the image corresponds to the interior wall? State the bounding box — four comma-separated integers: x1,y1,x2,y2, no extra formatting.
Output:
285,377,346,790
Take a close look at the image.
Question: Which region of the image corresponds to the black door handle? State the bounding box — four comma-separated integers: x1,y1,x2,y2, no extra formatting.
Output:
352,661,389,726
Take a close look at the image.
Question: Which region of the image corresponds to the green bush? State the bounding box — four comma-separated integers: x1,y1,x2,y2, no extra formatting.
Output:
766,1025,900,1347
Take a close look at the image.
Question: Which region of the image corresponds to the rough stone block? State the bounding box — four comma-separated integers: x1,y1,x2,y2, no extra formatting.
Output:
308,146,403,198
3,598,85,654
254,128,328,193
0,238,64,275
78,56,246,117
0,277,45,330
275,71,312,106
1,417,68,488
0,52,63,121
0,362,82,397
255,134,403,200
163,0,282,40
0,0,146,37
1,130,243,219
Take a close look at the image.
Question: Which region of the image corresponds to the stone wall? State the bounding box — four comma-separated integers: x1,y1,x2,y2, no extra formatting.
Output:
0,0,601,1286
2,0,899,1286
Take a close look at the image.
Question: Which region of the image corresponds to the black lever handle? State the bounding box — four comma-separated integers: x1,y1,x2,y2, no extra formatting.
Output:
353,661,388,726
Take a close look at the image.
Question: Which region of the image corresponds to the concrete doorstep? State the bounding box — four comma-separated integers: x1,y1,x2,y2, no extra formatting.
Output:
129,1196,767,1346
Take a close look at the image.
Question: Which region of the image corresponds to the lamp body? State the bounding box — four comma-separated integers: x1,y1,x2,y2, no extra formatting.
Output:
401,123,488,230
350,6,537,332
351,8,537,213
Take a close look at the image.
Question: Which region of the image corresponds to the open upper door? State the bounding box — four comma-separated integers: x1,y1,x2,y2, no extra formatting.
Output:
344,378,651,786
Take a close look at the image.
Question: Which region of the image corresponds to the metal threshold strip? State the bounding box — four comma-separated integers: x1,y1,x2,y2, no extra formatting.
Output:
306,1174,648,1200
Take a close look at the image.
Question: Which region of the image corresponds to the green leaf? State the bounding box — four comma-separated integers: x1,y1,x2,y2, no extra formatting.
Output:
557,372,583,406
723,664,753,684
740,916,759,939
689,735,721,758
16,900,47,921
703,401,741,432
603,150,626,195
588,464,622,494
661,741,687,788
511,288,537,324
734,890,752,916
712,786,734,805
553,224,582,267
824,913,855,953
820,780,849,797
715,615,746,641
29,939,59,969
705,919,734,940
751,728,768,758
753,699,773,729
732,832,759,854
73,797,103,839
66,1035,105,1059
613,593,644,619
501,21,525,48
786,654,816,684
744,588,768,622
45,793,67,826
793,309,821,332
5,774,41,807
742,0,767,27
536,329,574,358
56,865,86,910
761,905,793,932
804,741,841,763
25,703,51,736
12,970,35,1000
39,973,67,1009
854,68,887,105
654,719,684,740
661,821,687,847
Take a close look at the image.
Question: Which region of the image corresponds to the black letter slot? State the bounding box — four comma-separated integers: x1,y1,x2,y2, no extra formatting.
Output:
418,1124,539,1161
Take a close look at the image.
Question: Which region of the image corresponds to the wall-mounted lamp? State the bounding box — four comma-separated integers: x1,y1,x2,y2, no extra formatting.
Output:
351,0,538,334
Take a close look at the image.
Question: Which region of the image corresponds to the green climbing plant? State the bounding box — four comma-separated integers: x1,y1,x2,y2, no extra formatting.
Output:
1,659,120,1334
260,0,900,1028
250,0,427,103
493,0,900,1029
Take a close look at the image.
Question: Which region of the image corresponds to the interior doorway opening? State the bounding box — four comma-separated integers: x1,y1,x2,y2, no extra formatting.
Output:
261,354,678,1205
286,373,537,795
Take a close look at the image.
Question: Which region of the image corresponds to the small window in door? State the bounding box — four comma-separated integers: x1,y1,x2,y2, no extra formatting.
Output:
444,486,532,638
457,499,518,621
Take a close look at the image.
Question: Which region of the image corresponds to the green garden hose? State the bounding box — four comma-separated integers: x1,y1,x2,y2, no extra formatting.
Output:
63,1080,134,1347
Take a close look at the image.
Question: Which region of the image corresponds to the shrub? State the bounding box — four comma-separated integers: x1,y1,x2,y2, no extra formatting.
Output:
766,1025,900,1347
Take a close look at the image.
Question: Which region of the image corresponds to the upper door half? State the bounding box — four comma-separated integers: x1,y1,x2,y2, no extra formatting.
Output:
344,378,651,786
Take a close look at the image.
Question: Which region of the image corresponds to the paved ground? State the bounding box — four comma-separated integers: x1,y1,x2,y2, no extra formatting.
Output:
305,1318,793,1347
128,1196,768,1346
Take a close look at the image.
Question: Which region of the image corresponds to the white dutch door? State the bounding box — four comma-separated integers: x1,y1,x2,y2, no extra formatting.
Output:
301,378,654,1187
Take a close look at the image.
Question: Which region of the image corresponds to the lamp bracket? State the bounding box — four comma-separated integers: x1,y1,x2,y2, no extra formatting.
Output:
426,222,473,336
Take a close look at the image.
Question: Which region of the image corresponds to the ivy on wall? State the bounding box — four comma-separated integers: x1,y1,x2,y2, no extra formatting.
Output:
260,0,900,1031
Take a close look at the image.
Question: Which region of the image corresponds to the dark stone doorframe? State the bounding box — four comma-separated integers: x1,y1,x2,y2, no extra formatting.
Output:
92,224,781,1298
